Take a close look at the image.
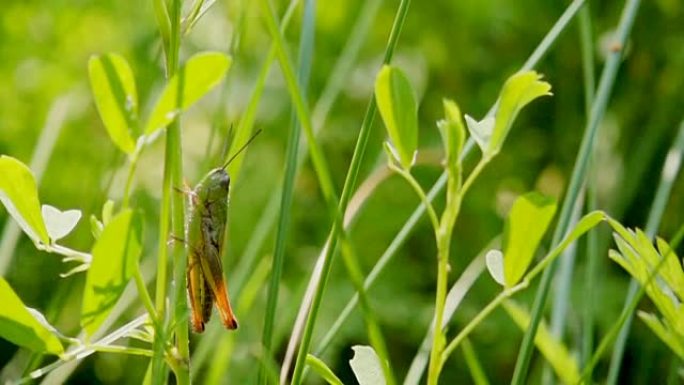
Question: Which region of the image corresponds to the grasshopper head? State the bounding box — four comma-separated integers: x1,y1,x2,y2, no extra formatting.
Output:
205,168,231,198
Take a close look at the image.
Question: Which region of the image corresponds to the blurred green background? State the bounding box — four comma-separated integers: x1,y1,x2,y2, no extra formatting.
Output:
1,0,684,384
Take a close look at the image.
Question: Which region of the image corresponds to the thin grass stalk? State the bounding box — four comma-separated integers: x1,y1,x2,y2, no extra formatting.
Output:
461,338,490,385
338,238,396,385
510,1,642,383
606,119,684,384
543,196,583,385
259,0,315,383
541,11,597,371
287,1,412,383
576,3,599,376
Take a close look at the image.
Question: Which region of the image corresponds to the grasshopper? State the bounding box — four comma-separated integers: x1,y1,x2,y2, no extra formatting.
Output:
185,130,261,333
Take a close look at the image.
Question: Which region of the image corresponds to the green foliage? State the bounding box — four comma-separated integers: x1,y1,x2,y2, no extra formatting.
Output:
306,355,344,385
503,192,557,287
467,71,552,161
0,155,50,245
0,277,64,355
88,53,139,154
503,300,580,385
489,71,551,159
375,65,418,170
1,0,681,384
606,219,684,359
81,209,143,336
145,52,232,135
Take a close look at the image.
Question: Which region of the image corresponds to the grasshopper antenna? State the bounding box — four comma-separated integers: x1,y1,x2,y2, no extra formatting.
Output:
221,129,262,170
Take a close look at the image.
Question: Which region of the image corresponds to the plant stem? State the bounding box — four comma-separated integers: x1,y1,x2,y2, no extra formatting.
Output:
441,284,527,365
152,0,188,383
392,166,440,233
90,345,154,357
426,157,485,384
122,152,140,209
259,1,314,383
133,266,158,323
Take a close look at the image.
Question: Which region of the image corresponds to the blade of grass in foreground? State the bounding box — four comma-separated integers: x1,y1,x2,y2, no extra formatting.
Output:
284,1,413,383
259,0,315,383
510,0,642,383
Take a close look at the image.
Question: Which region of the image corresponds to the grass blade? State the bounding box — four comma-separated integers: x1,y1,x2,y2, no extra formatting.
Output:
510,0,643,383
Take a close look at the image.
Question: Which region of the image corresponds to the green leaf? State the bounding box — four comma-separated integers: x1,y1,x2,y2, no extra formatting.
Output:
0,156,50,245
655,237,684,300
306,354,344,385
88,53,139,154
503,192,557,287
638,311,684,360
375,65,418,170
0,277,64,355
503,300,580,385
487,71,552,159
437,99,466,179
349,345,386,385
81,209,143,336
41,205,81,242
145,52,232,135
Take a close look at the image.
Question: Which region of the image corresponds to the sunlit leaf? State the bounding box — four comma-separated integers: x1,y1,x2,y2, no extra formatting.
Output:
349,345,386,385
88,53,139,154
145,52,232,135
81,209,143,336
503,192,557,287
503,300,580,385
0,156,50,245
0,277,64,355
375,65,418,170
41,205,81,242
638,311,684,360
307,354,344,385
655,237,684,300
487,71,552,159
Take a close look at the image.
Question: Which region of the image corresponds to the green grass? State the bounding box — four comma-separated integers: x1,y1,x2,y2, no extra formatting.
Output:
0,1,683,384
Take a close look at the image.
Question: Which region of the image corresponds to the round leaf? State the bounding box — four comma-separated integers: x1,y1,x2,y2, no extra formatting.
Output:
88,53,138,154
503,192,557,287
145,52,232,135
